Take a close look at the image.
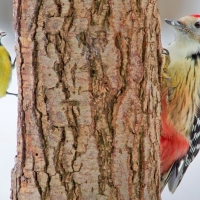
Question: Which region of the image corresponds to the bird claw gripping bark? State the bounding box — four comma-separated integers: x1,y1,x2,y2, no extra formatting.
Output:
12,57,16,69
161,48,171,81
161,48,172,103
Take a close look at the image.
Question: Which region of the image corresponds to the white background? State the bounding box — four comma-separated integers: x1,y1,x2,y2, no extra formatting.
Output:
0,0,200,199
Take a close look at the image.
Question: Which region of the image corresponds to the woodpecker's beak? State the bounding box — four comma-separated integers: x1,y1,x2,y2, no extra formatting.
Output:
165,19,182,29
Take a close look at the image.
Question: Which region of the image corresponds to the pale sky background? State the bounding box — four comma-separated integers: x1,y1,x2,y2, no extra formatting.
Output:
0,0,200,199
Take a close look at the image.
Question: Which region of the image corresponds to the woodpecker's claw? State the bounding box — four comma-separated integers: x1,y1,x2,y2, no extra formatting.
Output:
162,49,171,80
162,48,169,55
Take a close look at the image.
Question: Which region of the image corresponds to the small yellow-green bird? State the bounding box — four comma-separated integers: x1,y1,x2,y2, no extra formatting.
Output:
0,31,16,97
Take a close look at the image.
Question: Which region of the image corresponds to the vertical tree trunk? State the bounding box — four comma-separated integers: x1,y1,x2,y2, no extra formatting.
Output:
11,0,162,199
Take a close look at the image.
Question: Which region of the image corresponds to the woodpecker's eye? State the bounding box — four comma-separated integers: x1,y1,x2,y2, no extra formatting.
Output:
194,21,200,28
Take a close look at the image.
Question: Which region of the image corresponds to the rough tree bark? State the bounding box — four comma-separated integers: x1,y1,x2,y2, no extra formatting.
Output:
11,0,162,199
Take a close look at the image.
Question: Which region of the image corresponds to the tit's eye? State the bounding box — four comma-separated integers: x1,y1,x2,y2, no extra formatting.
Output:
194,21,200,28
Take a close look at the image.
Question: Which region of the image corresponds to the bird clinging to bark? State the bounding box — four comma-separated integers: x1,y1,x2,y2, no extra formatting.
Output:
160,14,200,193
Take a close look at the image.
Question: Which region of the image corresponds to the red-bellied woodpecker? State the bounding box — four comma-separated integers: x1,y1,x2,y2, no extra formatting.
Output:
161,14,200,193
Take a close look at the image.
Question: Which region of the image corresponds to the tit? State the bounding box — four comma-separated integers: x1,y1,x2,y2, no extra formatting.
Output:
0,31,17,97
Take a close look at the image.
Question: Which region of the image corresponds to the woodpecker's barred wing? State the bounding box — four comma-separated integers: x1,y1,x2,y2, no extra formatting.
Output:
167,109,200,193
160,161,180,192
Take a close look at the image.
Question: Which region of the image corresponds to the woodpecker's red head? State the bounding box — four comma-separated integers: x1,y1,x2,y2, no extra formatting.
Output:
190,14,200,18
165,15,200,46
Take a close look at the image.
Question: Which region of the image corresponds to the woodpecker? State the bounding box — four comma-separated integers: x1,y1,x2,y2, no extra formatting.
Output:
160,15,200,192
0,31,16,97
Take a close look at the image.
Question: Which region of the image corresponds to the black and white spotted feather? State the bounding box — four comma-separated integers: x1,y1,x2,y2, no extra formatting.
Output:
164,109,200,193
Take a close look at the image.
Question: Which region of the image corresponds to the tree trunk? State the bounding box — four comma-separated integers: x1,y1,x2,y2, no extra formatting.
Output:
11,0,162,199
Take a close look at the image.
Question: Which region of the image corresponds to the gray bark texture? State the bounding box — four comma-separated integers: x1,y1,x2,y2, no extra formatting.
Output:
11,0,162,199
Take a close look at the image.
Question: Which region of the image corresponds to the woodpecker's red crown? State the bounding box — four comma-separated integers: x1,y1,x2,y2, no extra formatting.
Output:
190,14,200,18
165,15,200,44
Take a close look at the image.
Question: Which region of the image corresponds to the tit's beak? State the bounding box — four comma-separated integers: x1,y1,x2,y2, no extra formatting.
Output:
0,32,7,37
165,19,182,29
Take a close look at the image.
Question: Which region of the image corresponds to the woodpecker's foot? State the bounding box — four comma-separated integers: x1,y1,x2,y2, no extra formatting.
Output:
6,91,18,97
12,57,16,69
162,48,169,55
162,48,171,81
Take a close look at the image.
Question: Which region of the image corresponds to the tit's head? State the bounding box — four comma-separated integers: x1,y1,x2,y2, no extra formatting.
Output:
165,15,200,43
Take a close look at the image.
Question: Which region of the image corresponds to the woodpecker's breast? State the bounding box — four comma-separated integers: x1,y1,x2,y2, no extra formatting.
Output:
163,47,200,137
